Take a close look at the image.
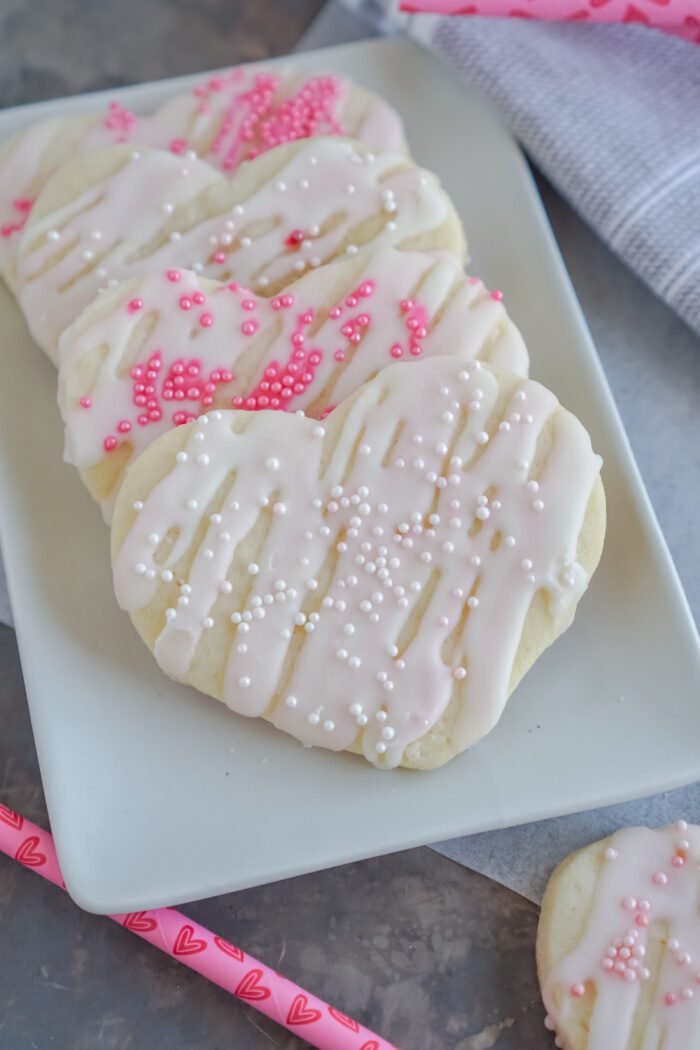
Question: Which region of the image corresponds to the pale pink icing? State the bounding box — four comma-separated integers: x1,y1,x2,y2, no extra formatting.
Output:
58,249,527,519
543,823,700,1050
112,356,601,768
17,138,458,361
0,65,405,283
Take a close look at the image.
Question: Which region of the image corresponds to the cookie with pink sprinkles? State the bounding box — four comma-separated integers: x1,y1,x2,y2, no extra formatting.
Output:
16,137,465,362
0,64,405,291
58,247,527,520
538,822,700,1050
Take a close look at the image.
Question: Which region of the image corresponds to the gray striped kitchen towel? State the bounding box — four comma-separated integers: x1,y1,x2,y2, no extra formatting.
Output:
342,0,700,338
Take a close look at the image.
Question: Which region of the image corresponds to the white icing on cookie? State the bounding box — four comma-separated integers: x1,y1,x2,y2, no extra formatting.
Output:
0,66,405,287
17,138,463,360
58,249,527,519
542,823,700,1050
112,356,602,769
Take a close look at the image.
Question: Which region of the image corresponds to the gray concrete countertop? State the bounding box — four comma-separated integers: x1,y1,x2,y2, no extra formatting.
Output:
0,2,698,1049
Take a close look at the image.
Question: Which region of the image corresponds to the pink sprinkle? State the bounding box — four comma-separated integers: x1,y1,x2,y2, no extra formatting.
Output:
570,983,585,998
166,269,181,282
241,320,259,336
281,295,294,308
179,296,193,311
409,344,422,357
213,251,226,264
359,281,374,297
117,420,132,433
636,915,649,928
328,306,342,320
665,993,677,1007
103,436,117,452
79,396,92,409
390,344,403,359
170,138,187,154
672,856,685,868
242,299,256,311
653,872,669,886
400,299,414,312
192,292,206,305
490,290,504,301
334,350,345,362
127,298,143,314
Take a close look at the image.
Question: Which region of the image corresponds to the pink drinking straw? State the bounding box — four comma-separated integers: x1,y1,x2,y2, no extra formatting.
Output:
0,803,397,1050
399,0,700,42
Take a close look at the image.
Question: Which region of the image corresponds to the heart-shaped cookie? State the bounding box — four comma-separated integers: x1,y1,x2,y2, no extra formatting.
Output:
0,64,405,289
59,247,527,519
112,355,605,770
538,823,700,1050
17,137,464,361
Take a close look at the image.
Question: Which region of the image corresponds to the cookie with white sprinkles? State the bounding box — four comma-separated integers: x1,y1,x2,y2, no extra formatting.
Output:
58,247,527,520
0,64,406,291
16,137,465,362
538,823,700,1050
111,355,605,770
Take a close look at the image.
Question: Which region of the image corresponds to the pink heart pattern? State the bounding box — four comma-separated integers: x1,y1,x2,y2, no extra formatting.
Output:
401,0,700,39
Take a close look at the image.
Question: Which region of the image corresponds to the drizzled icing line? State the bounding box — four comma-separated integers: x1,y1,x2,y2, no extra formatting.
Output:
18,137,465,361
0,64,405,285
541,823,700,1050
58,248,528,519
112,356,603,770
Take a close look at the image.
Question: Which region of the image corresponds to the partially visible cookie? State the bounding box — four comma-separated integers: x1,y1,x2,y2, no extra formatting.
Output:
538,823,700,1049
111,355,605,770
0,65,406,290
58,247,527,519
17,137,466,360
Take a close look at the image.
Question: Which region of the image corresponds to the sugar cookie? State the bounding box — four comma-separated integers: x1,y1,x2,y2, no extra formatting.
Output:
17,138,465,360
538,822,700,1050
59,248,527,519
0,66,405,290
111,355,605,770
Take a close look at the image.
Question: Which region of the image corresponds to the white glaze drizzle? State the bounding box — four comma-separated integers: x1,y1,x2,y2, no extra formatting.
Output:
58,249,527,519
18,138,459,359
543,823,700,1050
113,356,601,768
0,64,405,284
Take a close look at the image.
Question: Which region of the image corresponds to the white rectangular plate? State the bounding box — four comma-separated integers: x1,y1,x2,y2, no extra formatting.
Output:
1,38,698,915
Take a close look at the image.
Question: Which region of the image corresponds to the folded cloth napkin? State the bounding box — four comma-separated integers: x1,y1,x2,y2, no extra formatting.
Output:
343,0,700,338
